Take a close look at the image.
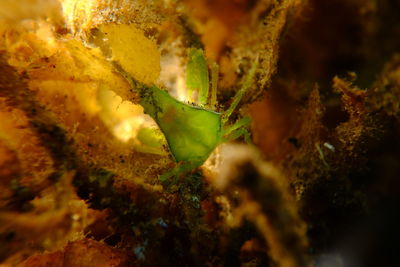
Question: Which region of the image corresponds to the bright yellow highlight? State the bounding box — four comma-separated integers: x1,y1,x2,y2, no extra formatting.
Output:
97,87,145,142
97,87,167,155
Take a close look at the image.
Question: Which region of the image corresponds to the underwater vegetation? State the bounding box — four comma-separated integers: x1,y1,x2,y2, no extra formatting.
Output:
1,0,400,266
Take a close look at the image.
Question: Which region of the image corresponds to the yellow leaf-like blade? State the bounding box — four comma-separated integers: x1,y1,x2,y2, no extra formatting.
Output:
99,24,160,85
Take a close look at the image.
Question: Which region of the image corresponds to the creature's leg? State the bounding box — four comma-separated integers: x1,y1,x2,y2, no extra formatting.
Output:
223,116,251,135
222,59,258,123
159,160,202,182
222,127,252,144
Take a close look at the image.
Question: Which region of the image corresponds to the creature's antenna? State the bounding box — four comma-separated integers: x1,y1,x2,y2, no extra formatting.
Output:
222,57,259,123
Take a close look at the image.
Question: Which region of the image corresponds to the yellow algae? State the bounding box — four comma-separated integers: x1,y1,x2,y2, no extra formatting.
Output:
63,39,132,102
0,98,54,190
99,23,160,85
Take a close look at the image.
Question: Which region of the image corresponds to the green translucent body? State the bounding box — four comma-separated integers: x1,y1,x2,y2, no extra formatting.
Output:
140,86,222,163
120,48,257,180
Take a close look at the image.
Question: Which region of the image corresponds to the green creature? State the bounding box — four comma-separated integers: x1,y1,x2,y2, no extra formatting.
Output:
125,49,257,180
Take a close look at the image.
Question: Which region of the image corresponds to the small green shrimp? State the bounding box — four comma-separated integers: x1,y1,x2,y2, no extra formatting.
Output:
122,49,257,180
